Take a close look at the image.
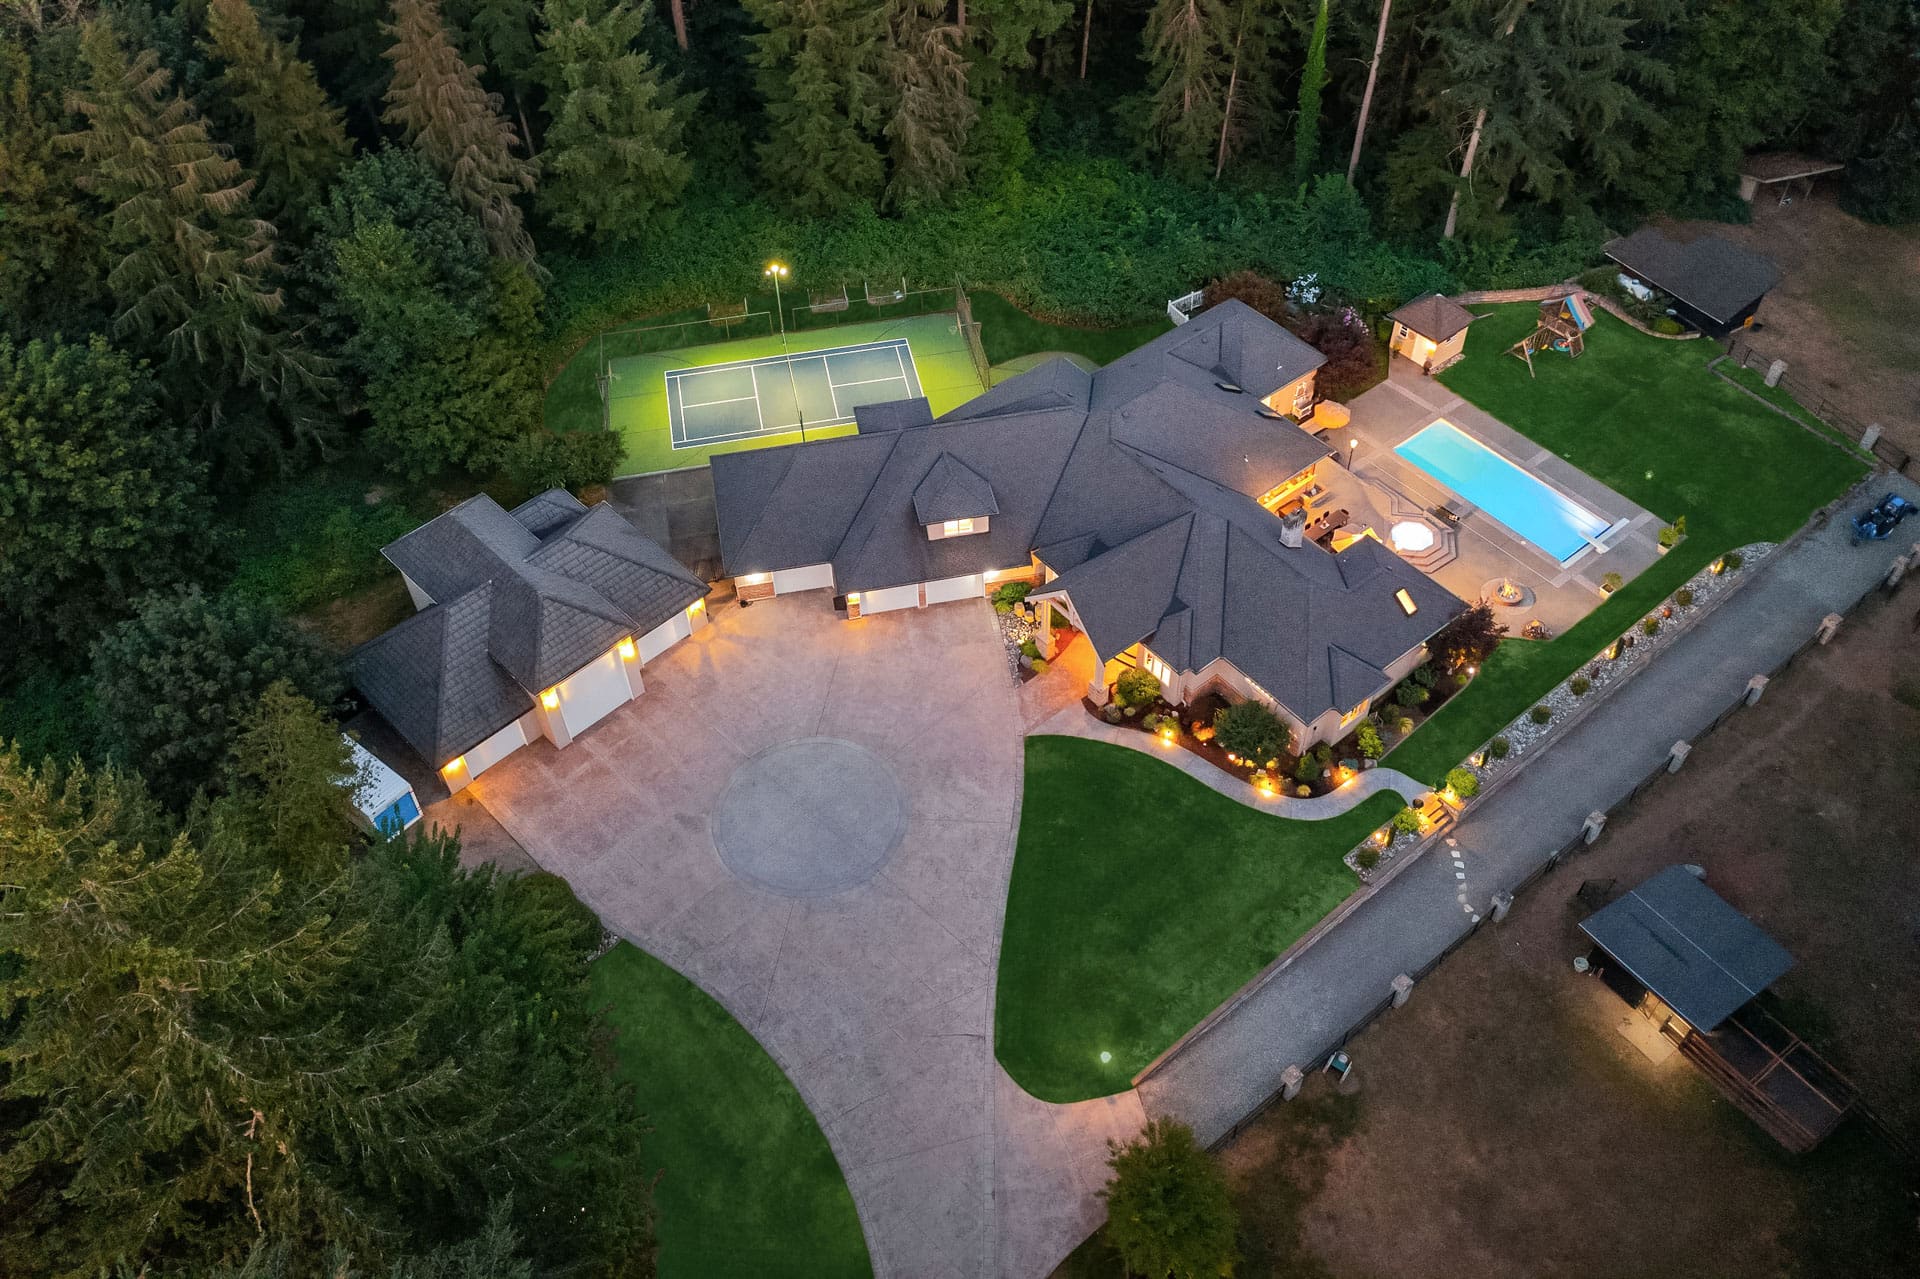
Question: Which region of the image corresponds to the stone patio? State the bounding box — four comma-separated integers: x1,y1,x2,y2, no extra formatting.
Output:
1337,359,1666,637
462,590,1141,1278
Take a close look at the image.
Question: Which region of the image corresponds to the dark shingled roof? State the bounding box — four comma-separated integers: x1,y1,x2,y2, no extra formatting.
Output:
1605,227,1782,326
1581,866,1794,1032
349,491,707,766
912,452,1000,525
712,300,1464,725
1388,292,1475,342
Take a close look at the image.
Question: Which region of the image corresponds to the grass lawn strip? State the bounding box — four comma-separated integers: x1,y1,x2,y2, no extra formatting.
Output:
590,943,871,1278
970,291,1174,367
994,736,1405,1103
1383,305,1864,785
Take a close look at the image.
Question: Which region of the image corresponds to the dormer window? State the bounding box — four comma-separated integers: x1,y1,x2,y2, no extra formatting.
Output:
943,518,974,536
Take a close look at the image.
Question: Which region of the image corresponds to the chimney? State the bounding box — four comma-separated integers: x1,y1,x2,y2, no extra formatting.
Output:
1278,508,1306,549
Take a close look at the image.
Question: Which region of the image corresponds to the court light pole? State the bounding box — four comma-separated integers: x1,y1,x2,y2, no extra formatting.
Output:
765,261,806,441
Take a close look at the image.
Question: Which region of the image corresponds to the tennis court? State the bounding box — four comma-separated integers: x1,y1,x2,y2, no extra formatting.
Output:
593,313,985,475
666,339,925,448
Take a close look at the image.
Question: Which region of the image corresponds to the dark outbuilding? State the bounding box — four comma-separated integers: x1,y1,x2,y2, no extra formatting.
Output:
1604,227,1782,338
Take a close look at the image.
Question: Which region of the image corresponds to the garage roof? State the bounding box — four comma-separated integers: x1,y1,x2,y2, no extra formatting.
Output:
1580,866,1794,1032
350,491,707,767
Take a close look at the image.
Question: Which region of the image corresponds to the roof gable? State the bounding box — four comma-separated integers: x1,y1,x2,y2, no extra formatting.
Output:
1034,517,1191,660
912,452,1000,525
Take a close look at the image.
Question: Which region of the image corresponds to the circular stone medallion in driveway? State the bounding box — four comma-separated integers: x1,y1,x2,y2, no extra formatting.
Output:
711,736,908,896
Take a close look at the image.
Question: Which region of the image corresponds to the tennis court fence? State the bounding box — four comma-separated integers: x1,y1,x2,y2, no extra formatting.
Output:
954,282,990,391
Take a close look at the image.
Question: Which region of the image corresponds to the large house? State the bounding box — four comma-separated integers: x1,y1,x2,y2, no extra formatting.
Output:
348,490,710,792
712,299,1467,751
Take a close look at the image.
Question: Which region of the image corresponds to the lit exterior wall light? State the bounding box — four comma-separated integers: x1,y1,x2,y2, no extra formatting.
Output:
442,756,467,776
617,638,637,661
541,688,560,711
1710,556,1726,575
687,597,705,615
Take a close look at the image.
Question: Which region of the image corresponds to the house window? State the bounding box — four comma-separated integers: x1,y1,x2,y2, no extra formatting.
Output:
1395,588,1418,615
1142,650,1173,686
1339,702,1368,728
942,518,974,536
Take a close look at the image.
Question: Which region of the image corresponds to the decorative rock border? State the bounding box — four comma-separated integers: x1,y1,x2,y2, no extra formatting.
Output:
1342,541,1773,882
996,609,1036,684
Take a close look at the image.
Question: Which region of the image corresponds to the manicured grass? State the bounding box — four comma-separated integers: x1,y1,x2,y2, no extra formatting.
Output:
1383,306,1864,784
590,943,871,1279
971,290,1174,367
1719,363,1875,459
994,736,1405,1103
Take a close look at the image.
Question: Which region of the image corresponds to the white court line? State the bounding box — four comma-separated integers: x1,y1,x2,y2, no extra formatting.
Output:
678,392,759,408
825,373,912,390
746,366,767,431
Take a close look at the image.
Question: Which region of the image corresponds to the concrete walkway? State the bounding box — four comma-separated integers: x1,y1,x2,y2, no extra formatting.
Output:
1138,474,1919,1145
1032,703,1425,819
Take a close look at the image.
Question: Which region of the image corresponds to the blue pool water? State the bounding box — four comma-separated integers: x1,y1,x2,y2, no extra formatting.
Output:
1395,421,1610,562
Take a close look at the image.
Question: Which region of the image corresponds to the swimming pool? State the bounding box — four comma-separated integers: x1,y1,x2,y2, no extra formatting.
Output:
1395,421,1611,562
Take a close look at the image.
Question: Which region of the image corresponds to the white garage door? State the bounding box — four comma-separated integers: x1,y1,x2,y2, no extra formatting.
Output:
466,716,530,778
923,573,984,605
558,650,632,737
637,611,691,661
773,563,835,594
861,583,921,614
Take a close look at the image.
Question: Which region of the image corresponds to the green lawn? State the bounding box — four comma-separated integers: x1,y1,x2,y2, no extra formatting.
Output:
995,736,1405,1103
1382,306,1865,784
590,943,871,1278
971,290,1174,367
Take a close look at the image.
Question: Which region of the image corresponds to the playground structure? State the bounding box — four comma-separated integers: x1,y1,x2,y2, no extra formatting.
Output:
1508,292,1595,376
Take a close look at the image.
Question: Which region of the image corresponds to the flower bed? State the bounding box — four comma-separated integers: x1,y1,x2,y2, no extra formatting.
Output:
1089,687,1382,799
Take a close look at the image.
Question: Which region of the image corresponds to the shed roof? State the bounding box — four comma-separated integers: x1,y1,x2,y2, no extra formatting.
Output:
1580,866,1794,1032
1388,293,1475,342
1604,228,1782,326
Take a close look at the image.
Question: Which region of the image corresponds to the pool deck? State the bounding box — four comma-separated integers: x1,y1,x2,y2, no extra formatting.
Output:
1338,360,1664,637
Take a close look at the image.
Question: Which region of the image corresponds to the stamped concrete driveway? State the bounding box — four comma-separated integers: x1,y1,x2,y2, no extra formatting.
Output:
468,592,1140,1278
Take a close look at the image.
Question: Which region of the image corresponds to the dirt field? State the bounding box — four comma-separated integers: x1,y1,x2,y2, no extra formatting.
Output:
1201,590,1920,1279
1667,194,1920,456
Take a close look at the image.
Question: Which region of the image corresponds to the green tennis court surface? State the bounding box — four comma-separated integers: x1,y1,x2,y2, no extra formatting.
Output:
666,338,925,448
602,312,983,475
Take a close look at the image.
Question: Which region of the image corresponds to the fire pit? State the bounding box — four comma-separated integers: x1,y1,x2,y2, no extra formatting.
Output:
1479,577,1535,609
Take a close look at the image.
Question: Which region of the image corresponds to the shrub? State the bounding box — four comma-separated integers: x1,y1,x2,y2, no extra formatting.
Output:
1529,704,1552,725
1658,524,1680,548
510,872,604,954
1356,722,1384,759
1569,676,1591,696
991,581,1032,608
1212,700,1289,762
1674,588,1694,607
1411,662,1437,689
1641,616,1661,636
1030,658,1048,674
1394,714,1415,736
1100,1117,1239,1279
994,600,1012,615
1191,721,1215,743
1019,639,1040,660
1114,668,1162,708
1394,682,1430,707
1722,551,1744,572
504,428,622,495
1444,767,1479,799
1428,602,1506,669
1390,807,1422,837
1296,309,1382,402
1673,515,1687,536
1601,571,1624,593
1653,316,1684,335
1489,736,1511,759
1294,756,1319,783
1313,744,1334,766
1356,847,1381,872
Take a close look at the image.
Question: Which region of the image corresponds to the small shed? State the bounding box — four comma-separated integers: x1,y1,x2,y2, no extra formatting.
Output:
1582,865,1792,1034
345,735,423,836
1738,153,1845,206
1387,293,1475,374
1604,227,1782,338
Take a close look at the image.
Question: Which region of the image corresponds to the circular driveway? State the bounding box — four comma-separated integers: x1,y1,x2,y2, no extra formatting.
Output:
712,737,908,896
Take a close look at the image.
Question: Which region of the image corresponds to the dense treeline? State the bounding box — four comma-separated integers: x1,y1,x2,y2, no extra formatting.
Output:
1,1,1916,1273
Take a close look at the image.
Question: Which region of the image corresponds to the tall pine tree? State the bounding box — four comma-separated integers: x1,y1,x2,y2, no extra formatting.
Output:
1293,0,1330,184
1140,0,1231,178
742,0,889,214
883,0,977,209
383,0,539,261
61,17,334,475
203,0,351,232
535,0,694,242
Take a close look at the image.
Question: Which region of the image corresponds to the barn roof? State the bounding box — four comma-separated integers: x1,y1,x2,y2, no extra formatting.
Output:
1604,228,1782,326
1580,866,1794,1032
